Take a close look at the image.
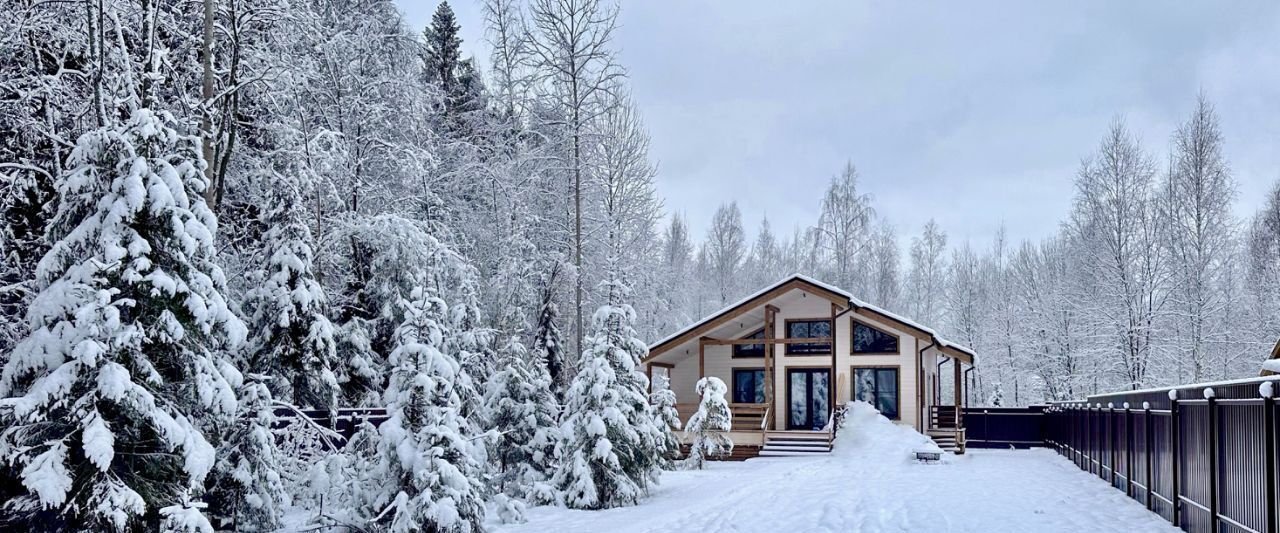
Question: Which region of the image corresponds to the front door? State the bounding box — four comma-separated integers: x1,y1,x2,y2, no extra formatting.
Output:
787,368,830,430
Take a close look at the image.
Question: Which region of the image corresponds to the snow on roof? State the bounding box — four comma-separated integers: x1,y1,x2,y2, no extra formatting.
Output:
1263,358,1280,374
648,273,977,360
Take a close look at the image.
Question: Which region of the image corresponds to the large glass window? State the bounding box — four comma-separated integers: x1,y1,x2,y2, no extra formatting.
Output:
853,367,899,419
785,319,832,354
853,321,899,354
787,369,830,430
733,328,766,358
732,369,766,403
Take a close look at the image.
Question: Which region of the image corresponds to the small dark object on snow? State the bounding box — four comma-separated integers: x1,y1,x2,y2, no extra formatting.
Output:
915,450,942,463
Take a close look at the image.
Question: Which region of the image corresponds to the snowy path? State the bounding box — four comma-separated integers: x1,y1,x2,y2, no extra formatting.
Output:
496,405,1177,533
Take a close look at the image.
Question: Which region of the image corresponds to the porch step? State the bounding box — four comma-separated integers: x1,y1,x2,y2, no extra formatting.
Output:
927,429,962,453
760,431,832,456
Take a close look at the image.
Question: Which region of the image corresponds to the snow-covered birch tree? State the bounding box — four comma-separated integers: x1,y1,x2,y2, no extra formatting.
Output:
1160,95,1235,382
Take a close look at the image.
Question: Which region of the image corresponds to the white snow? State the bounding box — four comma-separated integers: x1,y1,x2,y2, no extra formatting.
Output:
492,403,1177,533
1263,358,1280,374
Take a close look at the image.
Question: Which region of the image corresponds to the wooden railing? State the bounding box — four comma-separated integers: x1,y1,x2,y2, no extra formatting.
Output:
673,402,773,432
931,405,959,429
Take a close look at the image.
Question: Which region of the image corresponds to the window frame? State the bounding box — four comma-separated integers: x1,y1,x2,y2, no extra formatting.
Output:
850,365,902,420
731,328,767,358
850,318,900,355
783,318,833,356
731,367,767,404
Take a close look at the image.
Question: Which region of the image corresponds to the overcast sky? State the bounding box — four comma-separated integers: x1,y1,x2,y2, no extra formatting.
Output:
397,1,1280,250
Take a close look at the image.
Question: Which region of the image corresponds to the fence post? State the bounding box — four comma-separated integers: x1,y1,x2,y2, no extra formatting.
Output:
1109,403,1118,487
1144,402,1153,512
1207,392,1219,532
1091,404,1099,477
1125,403,1133,497
1170,393,1180,528
1072,405,1079,465
1264,387,1276,533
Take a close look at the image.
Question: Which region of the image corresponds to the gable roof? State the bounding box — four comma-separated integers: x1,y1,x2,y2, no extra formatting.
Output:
645,274,976,364
1262,339,1280,376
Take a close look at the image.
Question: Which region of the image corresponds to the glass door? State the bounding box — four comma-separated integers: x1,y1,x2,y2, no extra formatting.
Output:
787,369,830,430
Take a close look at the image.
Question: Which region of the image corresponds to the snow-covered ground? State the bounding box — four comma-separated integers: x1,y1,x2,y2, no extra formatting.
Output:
496,403,1177,533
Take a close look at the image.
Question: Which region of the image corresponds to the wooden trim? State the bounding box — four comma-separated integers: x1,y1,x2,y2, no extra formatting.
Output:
649,361,674,369
646,277,848,362
703,336,834,346
937,344,975,365
852,307,932,341
730,367,766,404
849,317,901,356
850,364,902,421
783,317,834,356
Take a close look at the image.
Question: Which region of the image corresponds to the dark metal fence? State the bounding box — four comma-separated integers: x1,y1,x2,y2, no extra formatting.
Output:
963,406,1045,449
1044,376,1280,533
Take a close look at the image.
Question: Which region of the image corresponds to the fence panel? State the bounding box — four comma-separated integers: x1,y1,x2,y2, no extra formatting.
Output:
962,406,1044,448
1046,376,1280,533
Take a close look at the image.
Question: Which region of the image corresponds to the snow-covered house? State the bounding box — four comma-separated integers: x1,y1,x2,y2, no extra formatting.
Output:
644,274,976,457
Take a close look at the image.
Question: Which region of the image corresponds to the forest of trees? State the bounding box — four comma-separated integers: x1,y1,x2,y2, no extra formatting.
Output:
1,0,1277,529
682,97,1279,407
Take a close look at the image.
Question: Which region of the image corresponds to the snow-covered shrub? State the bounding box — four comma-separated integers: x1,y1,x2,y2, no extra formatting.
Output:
650,374,683,466
485,328,560,505
683,377,733,469
553,280,664,509
0,109,244,530
374,288,486,532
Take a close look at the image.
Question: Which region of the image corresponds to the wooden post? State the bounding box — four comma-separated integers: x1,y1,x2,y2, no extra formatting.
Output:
1208,395,1219,532
1152,404,1162,509
953,360,962,429
765,305,777,431
698,338,705,382
1263,392,1276,533
646,364,653,394
1171,395,1181,528
829,302,837,416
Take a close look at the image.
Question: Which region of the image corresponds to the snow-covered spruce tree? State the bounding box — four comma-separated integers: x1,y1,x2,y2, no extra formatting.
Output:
531,263,567,397
484,314,560,505
553,279,664,510
649,374,682,466
374,288,486,533
450,277,496,425
0,109,244,531
241,176,340,411
335,318,384,407
205,371,287,531
683,377,733,470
